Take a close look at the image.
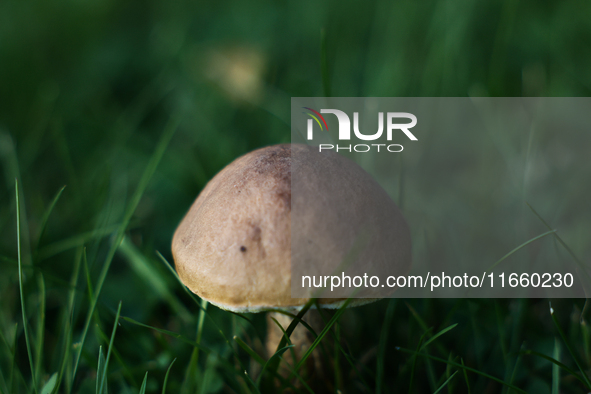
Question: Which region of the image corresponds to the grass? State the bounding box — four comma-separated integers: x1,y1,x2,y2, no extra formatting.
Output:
2,0,591,393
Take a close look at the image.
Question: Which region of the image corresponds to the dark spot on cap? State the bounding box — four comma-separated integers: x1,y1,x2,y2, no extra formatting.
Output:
240,246,247,252
276,190,291,207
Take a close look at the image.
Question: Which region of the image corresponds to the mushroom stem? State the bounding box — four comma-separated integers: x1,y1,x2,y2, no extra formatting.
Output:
266,309,331,389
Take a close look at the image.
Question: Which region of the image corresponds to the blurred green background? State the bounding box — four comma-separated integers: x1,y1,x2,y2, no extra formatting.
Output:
1,0,591,393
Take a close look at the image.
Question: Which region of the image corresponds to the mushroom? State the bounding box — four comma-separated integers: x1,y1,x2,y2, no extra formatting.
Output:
172,144,411,386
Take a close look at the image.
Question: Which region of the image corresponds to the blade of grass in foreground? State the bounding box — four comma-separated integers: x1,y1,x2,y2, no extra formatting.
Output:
233,335,299,392
267,317,312,393
181,299,208,394
96,347,106,394
527,202,591,294
234,336,265,366
552,339,560,394
522,350,584,386
40,373,57,394
121,316,210,353
484,229,556,274
33,185,66,256
72,114,180,383
259,345,295,383
395,347,526,393
161,358,176,394
53,247,82,394
461,358,471,393
259,300,313,391
16,179,38,394
549,304,591,388
504,343,524,394
293,299,351,373
37,224,125,260
34,273,46,385
118,236,191,322
98,302,122,394
433,370,458,394
408,332,427,394
269,316,297,368
420,323,458,351
155,251,270,392
138,373,148,394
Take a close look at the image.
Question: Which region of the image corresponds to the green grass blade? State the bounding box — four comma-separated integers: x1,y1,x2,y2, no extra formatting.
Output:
505,343,524,394
155,251,203,307
155,251,269,391
96,347,106,394
53,247,82,394
10,324,18,392
549,304,591,388
121,316,211,353
34,273,46,384
376,299,396,394
37,223,124,260
484,229,556,274
263,299,313,381
118,236,192,322
405,301,440,389
161,358,176,394
196,298,208,359
293,299,351,373
242,369,262,394
181,299,207,393
461,358,471,394
16,179,38,394
266,316,315,393
526,202,591,293
181,299,208,394
395,347,526,393
408,332,427,394
433,370,458,394
404,302,428,331
233,335,299,392
269,316,297,367
309,311,373,390
552,339,560,394
234,336,266,366
495,301,508,364
40,373,57,394
98,301,122,394
33,185,66,255
138,373,148,394
420,324,458,351
259,345,295,382
521,350,584,385
271,310,320,340
72,115,179,382
273,359,314,394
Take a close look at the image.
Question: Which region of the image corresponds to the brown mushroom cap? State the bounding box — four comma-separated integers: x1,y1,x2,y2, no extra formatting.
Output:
172,144,411,312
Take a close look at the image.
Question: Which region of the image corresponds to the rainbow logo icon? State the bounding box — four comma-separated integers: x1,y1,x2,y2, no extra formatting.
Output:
303,107,328,140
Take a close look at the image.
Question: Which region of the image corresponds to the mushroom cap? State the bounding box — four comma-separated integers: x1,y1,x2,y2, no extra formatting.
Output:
172,144,411,312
